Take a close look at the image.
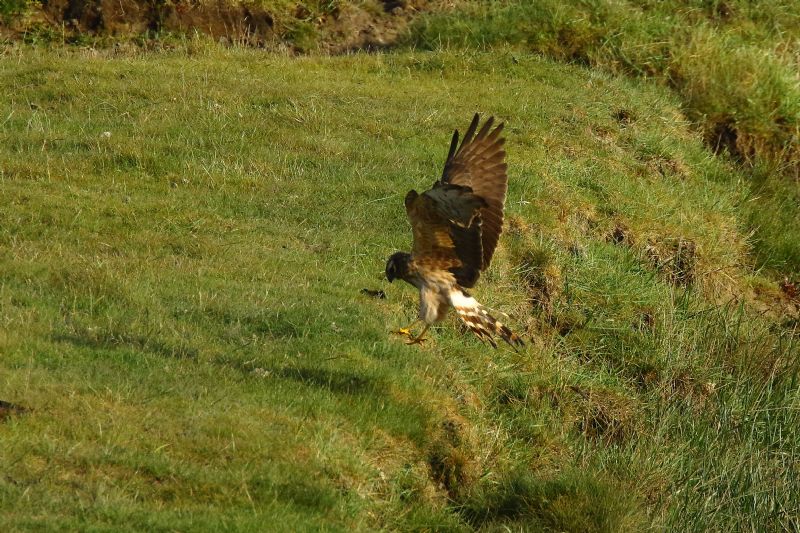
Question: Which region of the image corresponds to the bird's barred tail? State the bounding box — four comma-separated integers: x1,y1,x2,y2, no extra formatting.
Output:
449,289,524,349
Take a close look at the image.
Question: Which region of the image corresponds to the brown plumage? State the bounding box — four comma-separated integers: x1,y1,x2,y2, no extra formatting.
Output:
441,113,508,270
385,114,523,348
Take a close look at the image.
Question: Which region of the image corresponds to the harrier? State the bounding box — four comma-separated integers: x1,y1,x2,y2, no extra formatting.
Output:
385,114,523,348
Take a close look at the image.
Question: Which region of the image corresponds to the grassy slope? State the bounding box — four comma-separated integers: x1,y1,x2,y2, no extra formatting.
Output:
408,0,800,166
1,46,798,530
406,0,800,276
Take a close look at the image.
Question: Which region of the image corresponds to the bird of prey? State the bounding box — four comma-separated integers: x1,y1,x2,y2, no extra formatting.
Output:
385,114,523,348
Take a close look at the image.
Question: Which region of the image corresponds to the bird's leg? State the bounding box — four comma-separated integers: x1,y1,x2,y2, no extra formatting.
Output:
405,324,430,345
393,319,421,338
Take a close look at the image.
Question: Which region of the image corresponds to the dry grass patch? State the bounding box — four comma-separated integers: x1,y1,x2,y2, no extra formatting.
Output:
571,386,640,445
645,237,698,287
662,369,718,413
518,247,562,316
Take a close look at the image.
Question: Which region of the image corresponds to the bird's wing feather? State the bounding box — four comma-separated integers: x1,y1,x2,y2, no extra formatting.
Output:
405,186,485,288
440,113,508,269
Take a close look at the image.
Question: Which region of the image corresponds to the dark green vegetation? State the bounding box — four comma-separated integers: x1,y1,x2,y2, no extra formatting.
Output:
1,45,799,531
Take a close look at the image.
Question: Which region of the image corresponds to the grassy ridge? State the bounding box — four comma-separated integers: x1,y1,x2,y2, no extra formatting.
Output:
406,0,800,276
1,45,799,530
408,0,800,169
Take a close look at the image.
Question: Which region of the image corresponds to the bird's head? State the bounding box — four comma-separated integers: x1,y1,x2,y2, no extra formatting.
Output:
385,252,411,283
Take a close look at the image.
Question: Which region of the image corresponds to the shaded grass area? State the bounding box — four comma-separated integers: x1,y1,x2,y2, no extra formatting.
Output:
745,165,800,276
1,47,799,530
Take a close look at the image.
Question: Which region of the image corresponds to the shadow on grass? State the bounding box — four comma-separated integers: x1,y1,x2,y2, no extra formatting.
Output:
460,469,641,531
52,330,198,360
271,480,339,511
269,365,379,396
244,362,434,446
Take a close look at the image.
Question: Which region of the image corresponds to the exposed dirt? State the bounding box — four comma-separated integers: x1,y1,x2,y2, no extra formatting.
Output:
426,414,480,498
780,278,799,302
2,0,437,52
609,220,634,246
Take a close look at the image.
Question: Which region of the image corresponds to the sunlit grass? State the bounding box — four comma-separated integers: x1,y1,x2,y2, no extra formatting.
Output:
406,0,800,276
0,46,798,531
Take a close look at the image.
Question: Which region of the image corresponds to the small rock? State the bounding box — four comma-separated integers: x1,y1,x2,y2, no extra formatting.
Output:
360,288,386,299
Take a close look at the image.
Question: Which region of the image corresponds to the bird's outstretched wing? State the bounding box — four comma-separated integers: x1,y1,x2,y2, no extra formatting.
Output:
440,114,508,269
405,185,486,288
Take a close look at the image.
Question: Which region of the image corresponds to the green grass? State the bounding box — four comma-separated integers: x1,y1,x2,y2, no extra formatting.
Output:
405,0,800,275
407,0,800,165
1,45,799,531
4,3,800,275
